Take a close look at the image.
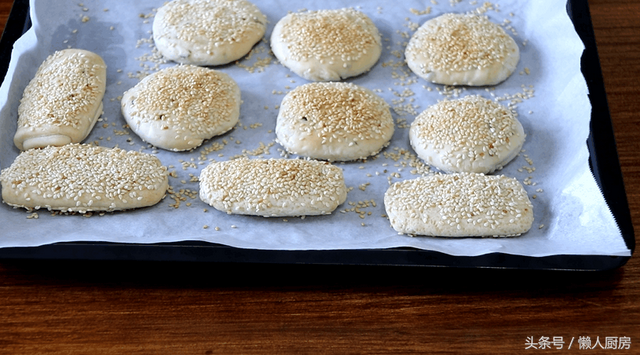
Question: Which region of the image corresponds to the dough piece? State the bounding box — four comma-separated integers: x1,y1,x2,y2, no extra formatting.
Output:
121,65,241,151
384,173,534,237
14,49,106,151
409,95,525,174
405,13,520,86
0,144,169,213
270,8,382,81
153,0,267,66
276,82,394,161
199,158,347,217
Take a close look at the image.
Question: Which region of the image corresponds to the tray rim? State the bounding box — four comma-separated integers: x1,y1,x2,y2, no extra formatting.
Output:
0,0,634,271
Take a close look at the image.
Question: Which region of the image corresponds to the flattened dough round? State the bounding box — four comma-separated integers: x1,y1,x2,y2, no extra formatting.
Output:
270,8,382,81
405,13,520,86
121,65,241,151
384,173,534,237
0,144,169,213
153,0,267,66
276,82,394,161
409,95,525,174
14,48,106,151
199,158,348,217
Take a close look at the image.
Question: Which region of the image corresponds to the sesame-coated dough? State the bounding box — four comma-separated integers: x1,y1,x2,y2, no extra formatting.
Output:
121,65,241,151
0,144,169,213
384,173,533,237
405,13,520,86
270,8,381,81
14,49,106,151
409,95,525,174
276,82,394,161
199,158,348,217
153,0,267,66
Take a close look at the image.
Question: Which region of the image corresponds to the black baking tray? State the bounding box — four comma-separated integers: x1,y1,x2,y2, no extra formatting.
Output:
0,0,634,270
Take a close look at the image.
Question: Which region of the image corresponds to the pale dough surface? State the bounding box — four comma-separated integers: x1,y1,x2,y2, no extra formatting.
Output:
153,0,267,66
14,49,106,151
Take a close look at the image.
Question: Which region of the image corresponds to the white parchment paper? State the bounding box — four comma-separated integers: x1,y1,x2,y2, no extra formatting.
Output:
0,0,631,257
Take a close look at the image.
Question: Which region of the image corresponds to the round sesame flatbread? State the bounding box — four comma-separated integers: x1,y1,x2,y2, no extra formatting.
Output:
276,82,394,161
384,173,534,237
121,65,241,151
0,144,169,213
14,48,106,151
405,13,520,86
153,0,267,66
409,95,525,174
270,8,382,81
199,158,348,217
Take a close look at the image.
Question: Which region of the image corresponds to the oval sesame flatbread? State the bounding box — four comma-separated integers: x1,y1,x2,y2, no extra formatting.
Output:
276,82,394,161
199,158,348,217
384,173,534,237
153,0,267,66
270,8,381,81
409,95,525,174
121,65,241,151
405,13,520,86
0,144,169,213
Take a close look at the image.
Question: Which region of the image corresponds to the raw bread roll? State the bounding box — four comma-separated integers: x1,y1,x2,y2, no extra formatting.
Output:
121,65,241,151
270,8,382,81
384,173,534,237
153,0,267,66
405,13,520,86
276,82,394,161
14,49,106,151
409,95,525,174
0,144,169,213
199,158,348,217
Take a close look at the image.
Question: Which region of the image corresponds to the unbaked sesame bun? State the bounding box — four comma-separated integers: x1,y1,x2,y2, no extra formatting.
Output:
152,0,267,66
121,65,241,151
199,158,348,217
405,13,520,86
276,82,394,161
384,173,534,237
409,95,525,174
0,144,169,213
270,8,382,81
14,49,106,151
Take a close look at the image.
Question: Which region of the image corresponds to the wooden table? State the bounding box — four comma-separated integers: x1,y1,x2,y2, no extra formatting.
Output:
0,1,638,353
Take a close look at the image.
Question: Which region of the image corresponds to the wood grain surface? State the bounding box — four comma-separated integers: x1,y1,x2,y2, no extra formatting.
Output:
0,0,638,354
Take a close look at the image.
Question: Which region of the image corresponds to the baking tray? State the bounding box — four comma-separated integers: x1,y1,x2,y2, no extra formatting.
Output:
0,0,634,270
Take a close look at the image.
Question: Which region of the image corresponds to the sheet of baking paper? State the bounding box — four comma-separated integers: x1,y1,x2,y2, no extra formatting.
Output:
0,0,631,257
